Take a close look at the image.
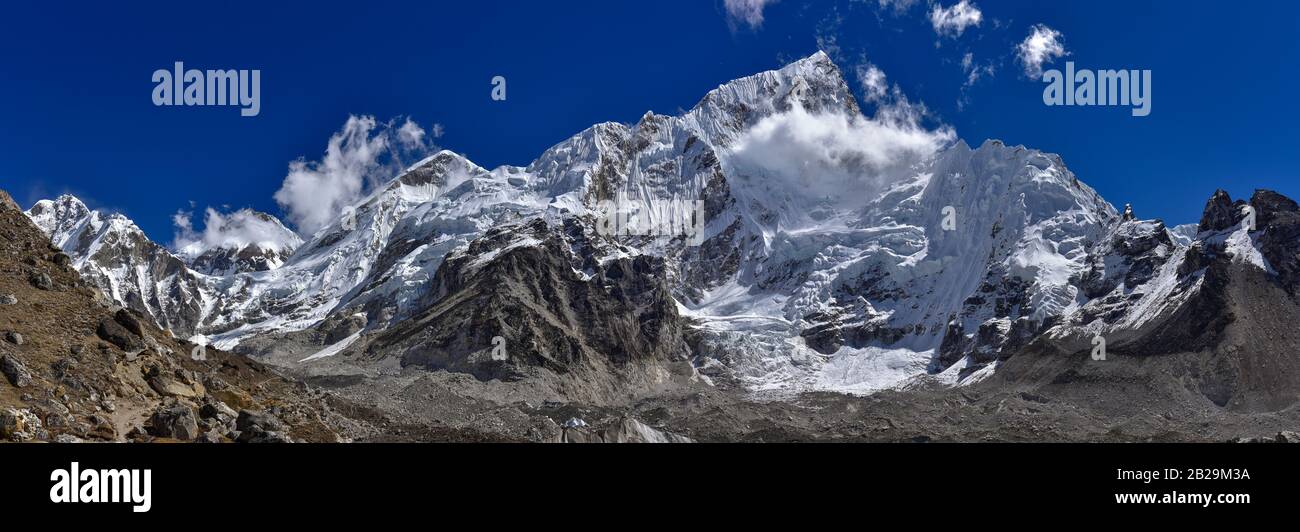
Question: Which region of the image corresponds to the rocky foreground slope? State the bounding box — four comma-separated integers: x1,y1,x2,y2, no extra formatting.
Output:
1,189,513,442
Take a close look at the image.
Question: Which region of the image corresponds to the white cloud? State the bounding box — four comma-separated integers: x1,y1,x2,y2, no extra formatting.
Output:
875,0,920,14
852,56,936,127
1016,24,1068,77
929,1,983,37
856,63,889,103
273,115,440,235
397,118,426,148
173,208,300,256
724,0,778,30
730,102,954,202
960,52,995,87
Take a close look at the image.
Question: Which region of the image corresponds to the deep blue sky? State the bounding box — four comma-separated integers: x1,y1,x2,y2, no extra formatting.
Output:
2,0,1297,241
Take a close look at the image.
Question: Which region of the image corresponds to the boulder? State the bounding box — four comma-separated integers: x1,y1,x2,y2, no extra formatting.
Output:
235,409,293,443
1,354,33,387
143,365,204,399
3,331,21,346
28,271,53,291
148,404,200,440
0,294,15,305
199,400,239,424
114,309,146,337
97,317,144,352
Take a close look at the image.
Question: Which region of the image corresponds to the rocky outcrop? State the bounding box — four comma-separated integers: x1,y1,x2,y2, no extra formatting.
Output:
1250,189,1300,293
1003,188,1300,415
367,218,695,404
1198,189,1244,233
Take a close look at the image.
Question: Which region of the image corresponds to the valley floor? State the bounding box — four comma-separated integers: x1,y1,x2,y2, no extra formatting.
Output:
277,349,1300,443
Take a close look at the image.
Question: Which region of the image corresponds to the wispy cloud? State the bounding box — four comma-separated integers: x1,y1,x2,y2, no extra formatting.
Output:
960,52,996,88
273,115,440,235
814,6,845,61
724,0,778,31
856,62,889,103
1016,24,1068,77
852,55,939,128
929,0,982,37
957,52,997,110
874,0,921,15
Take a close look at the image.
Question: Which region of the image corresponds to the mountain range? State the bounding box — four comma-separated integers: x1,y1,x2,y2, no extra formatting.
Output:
6,52,1300,442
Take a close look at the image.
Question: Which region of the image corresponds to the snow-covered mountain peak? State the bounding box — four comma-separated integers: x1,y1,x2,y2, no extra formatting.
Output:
27,194,95,245
682,51,859,148
175,209,303,276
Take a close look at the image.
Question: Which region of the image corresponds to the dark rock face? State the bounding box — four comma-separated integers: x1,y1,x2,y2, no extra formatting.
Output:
799,311,846,354
1250,189,1300,229
1070,220,1182,332
1198,189,1245,233
1250,189,1300,294
369,218,692,403
933,267,1040,369
80,234,206,337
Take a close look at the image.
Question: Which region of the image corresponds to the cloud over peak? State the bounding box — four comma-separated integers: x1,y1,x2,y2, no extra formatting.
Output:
272,115,440,236
172,207,301,258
